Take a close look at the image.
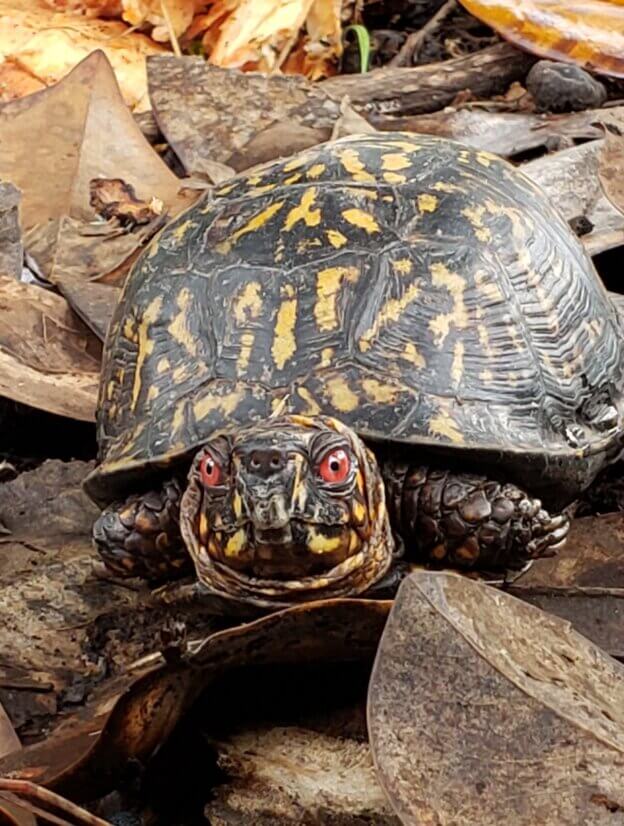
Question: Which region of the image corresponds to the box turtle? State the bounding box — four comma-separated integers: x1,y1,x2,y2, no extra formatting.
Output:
84,133,624,609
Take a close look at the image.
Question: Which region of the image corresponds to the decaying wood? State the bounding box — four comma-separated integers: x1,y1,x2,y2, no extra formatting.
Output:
369,572,624,826
322,43,535,117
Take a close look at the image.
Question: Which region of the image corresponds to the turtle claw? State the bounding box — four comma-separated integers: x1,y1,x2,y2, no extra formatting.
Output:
526,510,570,558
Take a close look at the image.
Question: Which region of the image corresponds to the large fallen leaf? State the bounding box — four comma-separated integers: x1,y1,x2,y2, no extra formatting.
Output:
0,276,100,420
459,0,624,78
148,56,344,174
369,572,624,825
0,0,165,109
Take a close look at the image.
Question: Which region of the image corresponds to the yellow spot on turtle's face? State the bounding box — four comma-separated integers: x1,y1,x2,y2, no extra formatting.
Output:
233,282,263,323
462,205,491,243
321,347,334,368
342,208,379,234
383,172,406,184
172,220,193,243
237,332,254,373
272,285,297,369
326,376,359,413
314,266,359,331
428,263,468,347
382,153,410,171
157,357,170,374
361,379,398,404
451,340,464,384
307,163,326,179
284,188,321,231
284,173,302,185
232,493,243,520
297,387,322,415
429,412,464,444
432,181,462,194
417,193,438,213
198,512,209,544
352,499,366,525
402,342,425,369
225,529,248,557
392,259,412,275
131,296,163,410
168,288,197,356
337,148,375,183
326,229,348,248
217,201,285,254
359,282,421,352
307,529,343,554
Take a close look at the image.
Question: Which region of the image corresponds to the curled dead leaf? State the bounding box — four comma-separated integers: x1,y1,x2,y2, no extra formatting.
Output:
90,178,164,226
459,0,624,78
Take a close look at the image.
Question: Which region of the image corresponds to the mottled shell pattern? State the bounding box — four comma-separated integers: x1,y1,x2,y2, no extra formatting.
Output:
86,133,624,502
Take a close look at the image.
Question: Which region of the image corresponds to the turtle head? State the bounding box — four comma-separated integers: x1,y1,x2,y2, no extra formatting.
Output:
179,415,393,607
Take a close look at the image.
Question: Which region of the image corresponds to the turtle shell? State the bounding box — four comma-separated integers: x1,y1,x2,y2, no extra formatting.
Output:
85,133,624,504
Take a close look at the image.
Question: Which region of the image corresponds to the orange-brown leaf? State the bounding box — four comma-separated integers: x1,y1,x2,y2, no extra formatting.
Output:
459,0,624,78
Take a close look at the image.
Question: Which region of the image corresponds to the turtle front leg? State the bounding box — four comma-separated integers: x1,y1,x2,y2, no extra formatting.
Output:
93,479,191,580
385,465,570,572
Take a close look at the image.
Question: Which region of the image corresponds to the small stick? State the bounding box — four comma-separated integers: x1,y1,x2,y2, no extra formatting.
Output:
389,0,457,67
160,0,182,58
0,780,110,826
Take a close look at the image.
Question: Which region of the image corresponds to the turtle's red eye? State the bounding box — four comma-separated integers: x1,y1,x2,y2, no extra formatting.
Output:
318,448,351,484
199,452,222,487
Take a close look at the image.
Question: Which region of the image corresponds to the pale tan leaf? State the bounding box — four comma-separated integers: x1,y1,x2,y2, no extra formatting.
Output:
599,131,624,217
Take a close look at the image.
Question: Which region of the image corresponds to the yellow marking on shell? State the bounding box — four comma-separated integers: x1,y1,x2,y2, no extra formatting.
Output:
216,201,285,254
474,269,503,304
131,296,163,411
284,173,303,185
477,151,497,167
402,342,425,369
429,411,464,444
246,174,263,185
215,183,236,196
251,184,277,195
173,365,189,382
359,282,421,352
417,194,438,213
342,208,379,234
232,493,243,520
461,205,491,243
308,529,343,554
147,238,161,258
297,387,322,415
233,282,263,323
147,385,159,402
194,389,244,421
123,318,137,342
307,163,326,179
321,347,334,368
383,172,407,184
297,237,323,254
362,379,398,404
272,286,297,369
479,369,493,382
168,288,197,356
326,229,347,248
508,371,518,386
382,153,410,171
451,340,464,385
432,181,462,194
337,148,375,183
172,220,193,243
237,332,254,373
479,324,493,355
283,155,307,172
388,260,411,278
346,186,378,200
380,139,422,153
225,529,247,557
157,357,170,374
314,266,359,331
428,263,468,347
326,376,359,413
172,403,186,436
458,150,471,164
284,188,321,231
106,380,115,401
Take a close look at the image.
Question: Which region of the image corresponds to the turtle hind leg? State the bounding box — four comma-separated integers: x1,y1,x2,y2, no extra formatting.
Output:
393,466,570,572
93,478,190,580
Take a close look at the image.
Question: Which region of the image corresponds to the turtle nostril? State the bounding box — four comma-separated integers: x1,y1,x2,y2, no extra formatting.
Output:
248,449,285,476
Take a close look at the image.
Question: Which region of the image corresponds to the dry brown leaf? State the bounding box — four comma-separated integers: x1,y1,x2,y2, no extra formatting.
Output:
0,0,165,109
0,49,184,226
369,572,624,825
122,0,199,41
90,178,164,225
0,701,19,760
0,276,100,420
459,0,624,78
599,131,624,217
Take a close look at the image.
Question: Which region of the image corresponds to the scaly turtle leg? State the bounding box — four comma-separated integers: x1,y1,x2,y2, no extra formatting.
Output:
93,479,190,579
383,464,570,572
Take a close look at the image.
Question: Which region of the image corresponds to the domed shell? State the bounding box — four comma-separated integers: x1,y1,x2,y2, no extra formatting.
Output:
85,133,624,502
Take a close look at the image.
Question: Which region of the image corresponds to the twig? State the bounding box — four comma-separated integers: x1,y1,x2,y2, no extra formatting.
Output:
160,0,182,58
0,781,110,826
389,0,457,67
